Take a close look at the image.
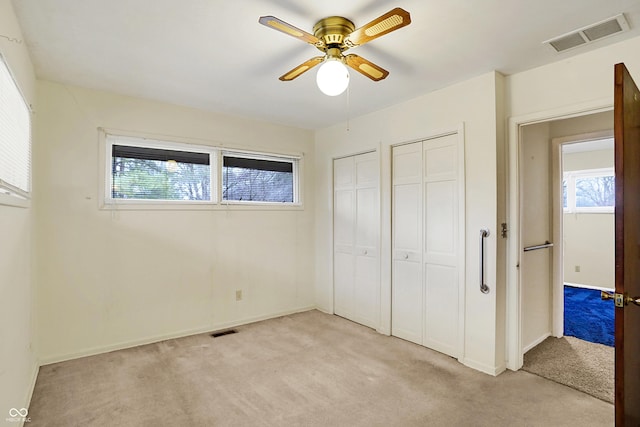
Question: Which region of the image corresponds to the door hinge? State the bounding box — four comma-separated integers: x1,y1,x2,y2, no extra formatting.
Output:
500,223,508,239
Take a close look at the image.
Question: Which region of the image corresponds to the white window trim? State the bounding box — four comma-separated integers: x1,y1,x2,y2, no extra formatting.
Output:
0,52,32,208
563,167,614,214
220,150,301,206
102,133,217,207
98,129,304,211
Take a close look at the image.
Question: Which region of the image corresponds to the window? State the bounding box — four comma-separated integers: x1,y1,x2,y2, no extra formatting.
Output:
0,54,31,203
222,153,298,203
563,168,615,213
106,135,215,203
102,132,301,208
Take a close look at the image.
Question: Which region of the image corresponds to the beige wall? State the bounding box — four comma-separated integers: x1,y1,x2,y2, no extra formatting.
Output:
563,149,614,288
505,35,640,369
563,213,614,288
507,37,640,118
563,148,614,172
315,71,506,375
0,0,38,417
34,81,316,363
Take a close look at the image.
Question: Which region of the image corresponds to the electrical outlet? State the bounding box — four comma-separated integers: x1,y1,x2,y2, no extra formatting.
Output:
235,290,242,301
575,265,581,273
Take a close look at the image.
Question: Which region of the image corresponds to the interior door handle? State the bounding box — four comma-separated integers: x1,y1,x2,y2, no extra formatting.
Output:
601,291,640,307
480,229,490,294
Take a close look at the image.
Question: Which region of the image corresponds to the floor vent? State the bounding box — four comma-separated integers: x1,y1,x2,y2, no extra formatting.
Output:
211,329,237,338
544,13,630,53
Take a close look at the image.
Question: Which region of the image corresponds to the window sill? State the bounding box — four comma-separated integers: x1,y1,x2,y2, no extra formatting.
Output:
0,192,30,209
100,200,304,211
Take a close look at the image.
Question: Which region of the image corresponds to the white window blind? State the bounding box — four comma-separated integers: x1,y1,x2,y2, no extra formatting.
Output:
106,135,213,202
0,54,31,197
222,153,297,203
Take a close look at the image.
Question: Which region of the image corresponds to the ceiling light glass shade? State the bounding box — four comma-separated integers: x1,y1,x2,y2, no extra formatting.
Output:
316,58,349,96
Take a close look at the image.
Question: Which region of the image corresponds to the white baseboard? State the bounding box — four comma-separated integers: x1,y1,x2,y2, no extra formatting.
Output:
314,306,333,315
523,332,551,354
462,358,506,376
23,360,39,422
39,305,316,366
564,282,613,292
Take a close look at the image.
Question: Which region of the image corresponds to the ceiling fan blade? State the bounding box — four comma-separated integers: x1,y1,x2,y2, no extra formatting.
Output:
345,54,389,81
279,56,325,81
259,16,324,46
345,7,411,47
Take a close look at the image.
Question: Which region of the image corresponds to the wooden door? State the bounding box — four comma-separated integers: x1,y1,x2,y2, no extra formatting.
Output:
614,62,640,426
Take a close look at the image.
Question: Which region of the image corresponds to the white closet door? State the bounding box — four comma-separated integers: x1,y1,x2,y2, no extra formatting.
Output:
333,152,379,329
392,142,423,344
353,152,379,328
334,156,356,320
392,134,463,358
423,134,460,356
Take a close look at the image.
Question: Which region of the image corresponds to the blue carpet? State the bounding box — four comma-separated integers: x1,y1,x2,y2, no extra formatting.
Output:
564,285,614,347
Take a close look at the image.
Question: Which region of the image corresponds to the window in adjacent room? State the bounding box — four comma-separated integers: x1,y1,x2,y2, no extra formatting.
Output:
0,53,31,204
222,152,298,204
106,135,215,203
563,167,615,213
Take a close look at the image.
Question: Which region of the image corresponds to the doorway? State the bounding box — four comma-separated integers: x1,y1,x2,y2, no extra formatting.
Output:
558,137,615,347
516,111,615,403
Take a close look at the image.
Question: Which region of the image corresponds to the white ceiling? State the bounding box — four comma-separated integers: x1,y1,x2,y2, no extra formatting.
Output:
10,0,640,129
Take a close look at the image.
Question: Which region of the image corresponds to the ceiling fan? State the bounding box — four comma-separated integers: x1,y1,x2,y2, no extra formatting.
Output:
258,7,411,96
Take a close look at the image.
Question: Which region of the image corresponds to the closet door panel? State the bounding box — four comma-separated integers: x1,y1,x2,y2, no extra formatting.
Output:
333,157,355,319
354,253,378,328
392,142,423,343
392,259,423,344
334,152,379,328
393,184,421,254
425,180,457,265
423,134,460,358
391,135,462,359
424,264,458,355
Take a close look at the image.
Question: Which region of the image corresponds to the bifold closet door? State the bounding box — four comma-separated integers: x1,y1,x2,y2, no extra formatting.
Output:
422,135,461,356
391,142,423,344
392,134,463,357
333,152,379,329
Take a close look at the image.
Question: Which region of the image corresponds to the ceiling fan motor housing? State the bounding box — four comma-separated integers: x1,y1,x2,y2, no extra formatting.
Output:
313,16,355,52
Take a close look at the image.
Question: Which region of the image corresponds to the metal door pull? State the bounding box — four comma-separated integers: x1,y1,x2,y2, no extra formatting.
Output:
480,229,490,294
523,241,554,252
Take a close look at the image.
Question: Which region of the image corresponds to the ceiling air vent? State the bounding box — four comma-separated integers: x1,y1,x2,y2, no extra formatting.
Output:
545,13,630,53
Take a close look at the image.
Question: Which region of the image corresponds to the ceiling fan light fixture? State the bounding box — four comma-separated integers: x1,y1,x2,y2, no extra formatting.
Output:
316,57,349,96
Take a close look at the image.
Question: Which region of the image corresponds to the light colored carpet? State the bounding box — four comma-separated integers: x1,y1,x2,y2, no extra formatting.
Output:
28,310,613,426
523,336,614,403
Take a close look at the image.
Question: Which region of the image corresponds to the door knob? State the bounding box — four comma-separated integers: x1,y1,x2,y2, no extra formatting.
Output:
601,291,615,301
601,291,640,307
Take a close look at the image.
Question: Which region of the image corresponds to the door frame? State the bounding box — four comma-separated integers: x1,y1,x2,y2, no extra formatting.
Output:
506,99,612,370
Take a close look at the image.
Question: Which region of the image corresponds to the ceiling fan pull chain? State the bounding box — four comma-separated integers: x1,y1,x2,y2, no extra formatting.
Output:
346,84,351,132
